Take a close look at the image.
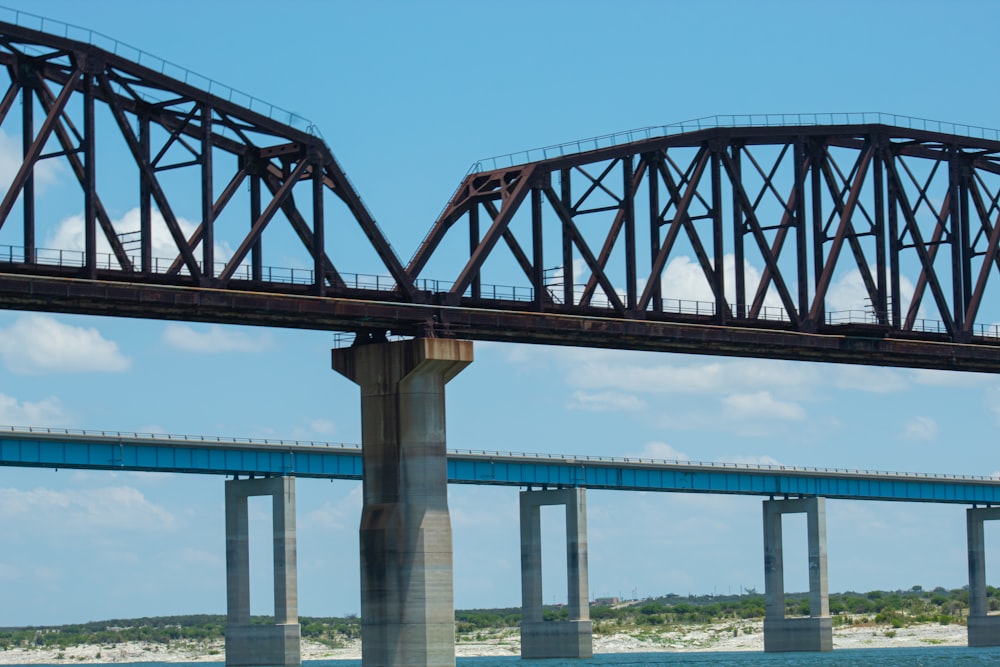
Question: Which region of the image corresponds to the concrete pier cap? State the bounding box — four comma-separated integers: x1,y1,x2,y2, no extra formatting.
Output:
332,336,472,667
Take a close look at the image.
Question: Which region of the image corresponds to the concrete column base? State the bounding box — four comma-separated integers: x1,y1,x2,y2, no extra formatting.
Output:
520,620,593,659
225,624,301,666
333,338,472,667
763,617,832,652
968,615,1000,646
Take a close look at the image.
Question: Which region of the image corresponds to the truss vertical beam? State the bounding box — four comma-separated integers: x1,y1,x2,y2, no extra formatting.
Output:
794,140,808,318
250,171,262,281
140,115,152,273
83,70,96,278
647,153,662,313
887,158,901,328
560,169,573,306
732,146,745,318
532,185,544,311
201,102,214,281
958,153,973,333
711,146,726,321
949,148,964,328
312,159,325,296
469,204,480,299
21,77,33,263
623,156,637,310
873,142,887,324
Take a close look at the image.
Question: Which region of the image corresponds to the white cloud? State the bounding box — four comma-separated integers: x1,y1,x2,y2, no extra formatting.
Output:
565,357,816,396
722,391,805,421
832,366,908,393
722,454,783,466
306,418,337,436
902,416,938,441
909,368,991,388
634,441,690,461
44,207,231,270
162,324,270,353
660,254,783,314
825,267,918,320
302,485,362,531
0,315,129,374
567,390,646,412
0,486,177,532
0,394,66,426
0,130,62,192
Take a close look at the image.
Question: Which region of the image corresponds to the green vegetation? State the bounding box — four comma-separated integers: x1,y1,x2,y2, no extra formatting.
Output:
0,585,990,651
0,614,360,651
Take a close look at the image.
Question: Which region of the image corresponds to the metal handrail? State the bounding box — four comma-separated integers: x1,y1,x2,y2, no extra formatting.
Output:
6,242,1000,339
0,5,315,134
1,425,996,483
469,112,1000,173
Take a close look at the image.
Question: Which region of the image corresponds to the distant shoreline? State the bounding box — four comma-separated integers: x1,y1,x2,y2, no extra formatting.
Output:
0,620,970,664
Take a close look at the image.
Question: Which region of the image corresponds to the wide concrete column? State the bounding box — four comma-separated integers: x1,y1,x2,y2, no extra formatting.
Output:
967,506,1000,646
224,476,300,667
332,338,472,667
519,487,593,659
762,497,831,652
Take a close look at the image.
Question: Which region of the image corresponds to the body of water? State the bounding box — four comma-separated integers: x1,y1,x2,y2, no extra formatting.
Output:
15,647,1000,667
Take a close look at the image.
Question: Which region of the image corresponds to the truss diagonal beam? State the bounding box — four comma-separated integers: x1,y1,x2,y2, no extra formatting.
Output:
449,165,536,297
0,65,80,229
808,145,874,323
219,159,311,282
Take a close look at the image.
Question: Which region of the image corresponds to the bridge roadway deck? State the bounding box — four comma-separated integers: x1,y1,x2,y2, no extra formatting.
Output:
0,428,996,505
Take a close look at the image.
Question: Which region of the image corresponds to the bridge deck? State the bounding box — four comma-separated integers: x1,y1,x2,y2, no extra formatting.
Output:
0,428,996,505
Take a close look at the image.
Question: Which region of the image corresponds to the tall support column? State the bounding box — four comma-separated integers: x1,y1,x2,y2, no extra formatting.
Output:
332,338,472,667
967,506,1000,646
519,488,593,659
225,476,300,667
762,497,832,652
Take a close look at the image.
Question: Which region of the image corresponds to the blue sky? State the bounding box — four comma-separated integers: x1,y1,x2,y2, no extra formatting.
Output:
0,0,999,626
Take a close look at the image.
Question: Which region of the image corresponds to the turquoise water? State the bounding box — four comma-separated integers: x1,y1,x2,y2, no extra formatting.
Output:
16,647,1000,667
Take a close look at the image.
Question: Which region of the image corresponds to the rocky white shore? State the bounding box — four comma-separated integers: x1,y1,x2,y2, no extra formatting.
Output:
0,620,970,664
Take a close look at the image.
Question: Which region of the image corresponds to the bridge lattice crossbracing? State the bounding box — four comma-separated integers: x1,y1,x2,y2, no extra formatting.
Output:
2,18,1000,370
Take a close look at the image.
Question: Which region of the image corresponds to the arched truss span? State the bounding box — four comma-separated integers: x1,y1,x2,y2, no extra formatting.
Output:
0,20,414,298
1,20,1000,372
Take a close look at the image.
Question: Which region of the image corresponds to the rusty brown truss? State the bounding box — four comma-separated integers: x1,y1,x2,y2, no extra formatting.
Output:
2,20,1000,372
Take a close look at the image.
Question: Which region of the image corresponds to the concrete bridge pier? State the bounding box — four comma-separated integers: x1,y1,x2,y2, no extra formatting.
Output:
762,497,832,652
519,487,593,659
967,506,1000,646
224,475,300,667
332,338,472,667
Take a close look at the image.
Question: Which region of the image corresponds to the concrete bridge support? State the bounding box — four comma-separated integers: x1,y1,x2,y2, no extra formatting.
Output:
762,497,832,652
967,506,1000,646
519,487,593,659
224,476,300,667
332,338,472,667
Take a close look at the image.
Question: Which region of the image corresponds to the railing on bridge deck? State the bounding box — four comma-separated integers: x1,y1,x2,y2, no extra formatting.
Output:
1,426,998,505
469,112,1000,172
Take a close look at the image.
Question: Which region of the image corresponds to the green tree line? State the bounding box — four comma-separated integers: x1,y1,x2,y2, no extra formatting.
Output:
0,585,992,650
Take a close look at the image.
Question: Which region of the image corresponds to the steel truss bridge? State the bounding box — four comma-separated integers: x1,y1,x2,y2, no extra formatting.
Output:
2,427,998,504
2,16,1000,371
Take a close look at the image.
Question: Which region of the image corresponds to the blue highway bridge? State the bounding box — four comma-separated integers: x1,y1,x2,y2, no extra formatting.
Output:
1,426,997,505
